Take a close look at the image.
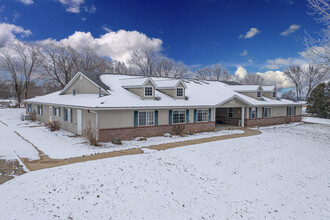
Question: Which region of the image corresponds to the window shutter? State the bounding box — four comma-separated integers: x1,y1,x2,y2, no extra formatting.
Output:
194,109,197,123
287,106,289,116
256,108,258,118
262,107,265,118
294,106,296,115
169,110,172,124
208,109,211,122
249,108,252,119
70,109,73,123
186,109,189,123
59,107,61,117
155,110,158,126
53,107,56,116
41,105,43,115
64,108,67,121
134,111,138,127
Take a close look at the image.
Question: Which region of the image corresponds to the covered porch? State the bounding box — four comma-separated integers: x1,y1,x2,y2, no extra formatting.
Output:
215,97,248,127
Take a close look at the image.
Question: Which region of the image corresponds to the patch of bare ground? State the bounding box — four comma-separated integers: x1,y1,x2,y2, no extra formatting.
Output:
0,159,26,184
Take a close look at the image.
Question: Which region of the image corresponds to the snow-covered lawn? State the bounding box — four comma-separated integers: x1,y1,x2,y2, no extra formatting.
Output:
0,122,329,219
0,108,243,159
303,116,330,125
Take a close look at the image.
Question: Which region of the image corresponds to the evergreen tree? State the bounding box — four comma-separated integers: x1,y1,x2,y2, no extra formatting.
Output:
306,82,330,118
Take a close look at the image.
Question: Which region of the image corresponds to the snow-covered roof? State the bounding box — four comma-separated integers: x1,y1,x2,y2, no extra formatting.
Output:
262,85,277,92
25,73,302,109
153,78,187,89
229,85,262,92
119,77,153,88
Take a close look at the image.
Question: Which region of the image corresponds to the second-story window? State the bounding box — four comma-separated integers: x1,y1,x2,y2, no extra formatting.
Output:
257,90,261,97
176,87,184,97
144,86,153,97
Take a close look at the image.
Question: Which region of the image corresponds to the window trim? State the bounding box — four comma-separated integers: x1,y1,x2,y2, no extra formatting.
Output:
176,87,184,97
228,108,234,118
172,109,186,124
138,110,154,127
264,107,272,118
196,109,209,122
144,86,153,97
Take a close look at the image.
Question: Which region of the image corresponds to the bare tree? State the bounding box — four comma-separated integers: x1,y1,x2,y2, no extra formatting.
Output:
195,67,211,80
195,64,231,81
129,48,158,76
172,61,189,79
305,0,330,71
283,65,304,100
303,64,326,100
240,73,264,85
154,55,174,77
0,42,41,106
281,90,296,101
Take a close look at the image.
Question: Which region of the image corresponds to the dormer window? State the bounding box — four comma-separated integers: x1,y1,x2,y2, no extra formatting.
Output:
73,89,76,96
176,87,184,97
144,86,153,97
272,91,276,98
257,91,261,97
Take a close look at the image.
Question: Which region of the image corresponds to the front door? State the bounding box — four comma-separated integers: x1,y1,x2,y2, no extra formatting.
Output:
77,109,82,135
49,106,53,122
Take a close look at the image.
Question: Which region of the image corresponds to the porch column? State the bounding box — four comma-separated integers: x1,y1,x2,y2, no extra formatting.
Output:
241,107,245,127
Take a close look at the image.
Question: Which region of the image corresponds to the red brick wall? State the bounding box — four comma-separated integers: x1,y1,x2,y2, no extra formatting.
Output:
99,122,215,142
245,115,302,127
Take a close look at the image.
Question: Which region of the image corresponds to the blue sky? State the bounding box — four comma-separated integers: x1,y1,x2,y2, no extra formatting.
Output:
0,0,322,85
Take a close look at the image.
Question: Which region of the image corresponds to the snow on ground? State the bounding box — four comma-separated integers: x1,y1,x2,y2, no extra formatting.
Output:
0,108,243,159
0,123,329,219
303,116,330,125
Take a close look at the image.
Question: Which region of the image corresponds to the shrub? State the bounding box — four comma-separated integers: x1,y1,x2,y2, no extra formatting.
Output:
29,111,37,121
172,124,185,135
284,117,291,124
111,137,122,145
46,121,61,131
83,121,98,146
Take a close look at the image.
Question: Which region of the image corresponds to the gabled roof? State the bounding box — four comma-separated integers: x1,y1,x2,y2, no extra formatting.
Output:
262,85,277,92
228,85,263,92
153,78,187,89
59,71,110,95
119,77,157,88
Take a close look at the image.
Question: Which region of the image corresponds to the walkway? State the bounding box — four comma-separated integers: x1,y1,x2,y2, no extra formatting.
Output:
19,127,261,171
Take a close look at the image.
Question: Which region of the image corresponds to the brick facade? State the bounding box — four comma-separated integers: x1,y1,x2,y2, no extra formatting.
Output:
245,115,302,127
99,122,215,141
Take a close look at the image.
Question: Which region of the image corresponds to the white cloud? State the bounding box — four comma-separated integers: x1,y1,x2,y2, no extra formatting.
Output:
235,66,247,79
39,30,163,63
58,0,85,13
0,23,32,48
264,57,306,69
280,24,301,36
239,28,260,39
239,49,248,56
16,0,34,5
256,71,293,88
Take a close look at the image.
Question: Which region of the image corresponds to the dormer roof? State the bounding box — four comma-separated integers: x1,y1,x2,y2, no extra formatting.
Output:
120,77,157,88
262,85,277,92
229,85,263,92
153,79,187,89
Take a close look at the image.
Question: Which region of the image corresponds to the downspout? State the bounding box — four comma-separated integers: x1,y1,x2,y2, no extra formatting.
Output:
89,109,99,141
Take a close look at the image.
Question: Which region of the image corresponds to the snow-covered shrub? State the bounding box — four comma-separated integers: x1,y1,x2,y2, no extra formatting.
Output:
136,137,147,141
29,111,37,121
284,117,291,124
83,121,98,146
111,137,122,145
163,133,172,137
46,121,61,131
172,124,185,135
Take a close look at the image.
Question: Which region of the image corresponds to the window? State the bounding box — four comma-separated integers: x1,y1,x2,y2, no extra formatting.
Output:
27,104,32,112
197,109,209,122
288,106,295,116
37,105,43,115
173,110,185,124
138,110,154,126
264,107,271,118
73,89,76,96
228,108,233,118
251,107,256,119
144,86,153,97
64,108,72,122
257,91,261,97
53,107,60,116
272,91,276,98
176,87,184,97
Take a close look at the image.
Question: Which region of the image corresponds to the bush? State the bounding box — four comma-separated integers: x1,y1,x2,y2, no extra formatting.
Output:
172,124,185,135
29,111,37,121
46,121,61,131
284,117,291,124
306,82,330,118
111,137,122,145
83,121,98,146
